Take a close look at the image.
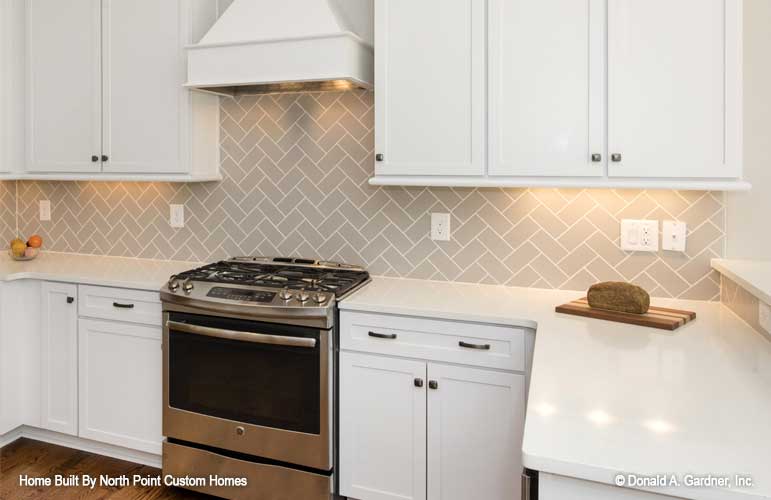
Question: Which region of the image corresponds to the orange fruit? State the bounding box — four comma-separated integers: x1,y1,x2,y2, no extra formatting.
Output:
27,235,43,248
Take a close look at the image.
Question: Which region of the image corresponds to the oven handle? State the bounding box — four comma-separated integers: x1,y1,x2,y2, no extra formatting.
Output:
166,321,317,348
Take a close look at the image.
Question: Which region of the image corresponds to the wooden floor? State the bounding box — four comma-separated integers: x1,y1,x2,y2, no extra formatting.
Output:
0,438,213,499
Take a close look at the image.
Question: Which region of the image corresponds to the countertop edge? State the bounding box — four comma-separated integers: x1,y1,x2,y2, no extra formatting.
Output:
711,259,771,305
522,450,767,500
338,300,540,330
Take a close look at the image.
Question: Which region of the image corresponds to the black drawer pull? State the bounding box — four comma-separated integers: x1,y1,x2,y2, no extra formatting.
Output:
368,331,397,340
113,302,135,309
459,341,491,350
66,296,75,304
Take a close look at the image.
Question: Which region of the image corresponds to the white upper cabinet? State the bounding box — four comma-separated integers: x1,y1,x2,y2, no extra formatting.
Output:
102,0,186,174
374,0,485,177
26,0,102,173
608,0,742,179
489,0,605,178
23,0,221,181
371,0,747,190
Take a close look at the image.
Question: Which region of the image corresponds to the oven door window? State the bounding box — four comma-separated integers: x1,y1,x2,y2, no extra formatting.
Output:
168,313,322,434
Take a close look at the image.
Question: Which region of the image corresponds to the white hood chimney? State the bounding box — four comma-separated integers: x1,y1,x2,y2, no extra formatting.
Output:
186,0,374,96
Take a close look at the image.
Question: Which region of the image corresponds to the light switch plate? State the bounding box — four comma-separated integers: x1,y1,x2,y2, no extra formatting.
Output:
39,200,51,221
662,221,687,252
620,220,659,252
759,302,771,334
170,204,185,228
431,213,451,241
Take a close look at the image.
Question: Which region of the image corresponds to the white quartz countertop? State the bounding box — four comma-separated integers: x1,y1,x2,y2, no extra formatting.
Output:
0,251,201,290
341,277,771,500
712,258,771,305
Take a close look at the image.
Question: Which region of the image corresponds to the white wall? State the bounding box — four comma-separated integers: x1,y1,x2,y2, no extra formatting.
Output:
725,0,771,260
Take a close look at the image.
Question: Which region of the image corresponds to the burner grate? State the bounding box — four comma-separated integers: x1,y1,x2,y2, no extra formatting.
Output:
173,260,370,297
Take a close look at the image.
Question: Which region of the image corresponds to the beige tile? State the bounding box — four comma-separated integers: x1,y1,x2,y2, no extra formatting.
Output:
9,90,725,298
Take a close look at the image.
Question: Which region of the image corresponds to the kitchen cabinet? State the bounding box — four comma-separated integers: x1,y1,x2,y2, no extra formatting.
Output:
0,0,24,174
489,0,604,178
373,0,485,177
40,282,78,436
370,0,747,190
340,311,533,500
427,364,524,500
25,0,221,181
26,0,102,173
78,318,162,454
607,0,741,179
340,352,427,500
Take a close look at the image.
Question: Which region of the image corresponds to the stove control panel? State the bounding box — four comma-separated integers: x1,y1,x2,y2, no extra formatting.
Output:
206,287,277,303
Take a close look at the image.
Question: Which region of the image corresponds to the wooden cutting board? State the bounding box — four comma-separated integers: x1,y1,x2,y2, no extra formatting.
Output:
556,297,696,331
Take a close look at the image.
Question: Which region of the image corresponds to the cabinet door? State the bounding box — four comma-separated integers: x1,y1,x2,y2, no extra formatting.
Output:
608,0,742,178
26,0,102,173
427,364,525,500
340,352,427,500
78,319,162,454
101,0,186,174
374,0,485,177
489,0,605,177
40,282,78,435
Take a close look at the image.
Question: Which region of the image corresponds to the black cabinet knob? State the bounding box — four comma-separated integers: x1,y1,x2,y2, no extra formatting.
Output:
375,153,384,162
91,156,99,162
66,297,75,304
101,155,109,162
414,378,424,388
591,153,602,162
428,380,438,390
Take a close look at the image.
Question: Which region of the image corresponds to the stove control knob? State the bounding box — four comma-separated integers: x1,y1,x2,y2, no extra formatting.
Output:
279,288,293,301
168,276,179,292
297,289,310,303
182,279,194,294
312,293,328,304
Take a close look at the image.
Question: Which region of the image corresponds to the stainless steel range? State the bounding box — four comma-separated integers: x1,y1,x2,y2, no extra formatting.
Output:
160,257,370,500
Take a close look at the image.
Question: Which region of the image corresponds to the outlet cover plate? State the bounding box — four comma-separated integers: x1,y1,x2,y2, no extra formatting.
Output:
431,213,451,241
662,221,687,252
170,204,185,228
620,220,659,252
39,200,51,221
760,302,771,334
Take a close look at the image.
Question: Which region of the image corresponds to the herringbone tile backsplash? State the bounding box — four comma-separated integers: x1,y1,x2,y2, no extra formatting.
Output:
12,91,724,299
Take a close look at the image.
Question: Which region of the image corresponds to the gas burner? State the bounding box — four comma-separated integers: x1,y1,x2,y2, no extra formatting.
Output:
171,257,370,299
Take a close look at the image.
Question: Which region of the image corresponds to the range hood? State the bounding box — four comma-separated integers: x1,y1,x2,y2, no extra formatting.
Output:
186,0,374,97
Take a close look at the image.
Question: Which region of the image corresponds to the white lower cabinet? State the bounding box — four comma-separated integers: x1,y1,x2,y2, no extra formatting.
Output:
427,364,524,500
341,332,528,500
340,352,427,500
78,318,162,454
40,282,79,436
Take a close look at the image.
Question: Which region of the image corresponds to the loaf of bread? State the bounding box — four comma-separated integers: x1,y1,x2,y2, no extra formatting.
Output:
587,282,650,314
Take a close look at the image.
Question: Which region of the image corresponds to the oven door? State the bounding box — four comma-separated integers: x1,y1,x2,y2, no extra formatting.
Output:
162,309,332,470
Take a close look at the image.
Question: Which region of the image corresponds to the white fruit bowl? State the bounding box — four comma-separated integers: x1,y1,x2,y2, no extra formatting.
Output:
9,247,40,261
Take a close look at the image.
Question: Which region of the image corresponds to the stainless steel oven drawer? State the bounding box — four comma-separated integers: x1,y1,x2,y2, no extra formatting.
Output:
162,440,332,500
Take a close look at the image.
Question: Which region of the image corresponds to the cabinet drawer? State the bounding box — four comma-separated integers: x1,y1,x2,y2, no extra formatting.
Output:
340,311,527,371
78,285,161,326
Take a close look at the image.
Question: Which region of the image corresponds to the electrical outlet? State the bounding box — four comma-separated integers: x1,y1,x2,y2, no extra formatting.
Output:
39,200,51,221
431,213,451,241
662,221,687,252
620,220,659,252
759,302,771,334
170,204,185,228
